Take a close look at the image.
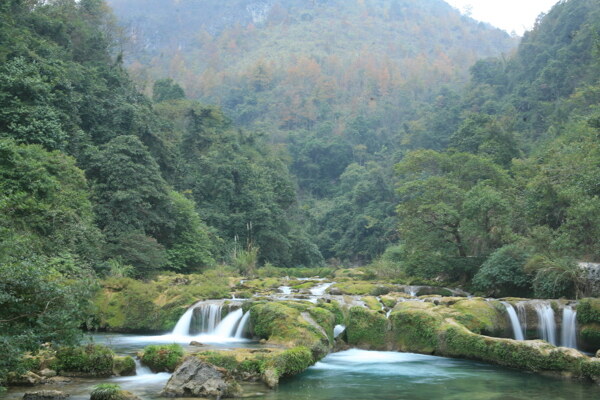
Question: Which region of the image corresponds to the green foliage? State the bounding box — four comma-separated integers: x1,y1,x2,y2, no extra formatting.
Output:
577,299,600,325
272,347,313,376
0,257,95,385
346,307,387,349
472,245,532,297
90,384,123,400
153,78,185,103
112,356,135,376
526,255,580,299
141,344,184,372
55,344,115,376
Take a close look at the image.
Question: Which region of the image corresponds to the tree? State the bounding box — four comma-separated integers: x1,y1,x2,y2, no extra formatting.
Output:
153,78,186,103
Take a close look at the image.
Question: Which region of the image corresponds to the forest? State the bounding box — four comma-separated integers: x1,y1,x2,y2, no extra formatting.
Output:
2,0,600,395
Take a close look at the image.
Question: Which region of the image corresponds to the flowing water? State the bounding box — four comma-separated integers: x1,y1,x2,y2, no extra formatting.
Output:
561,306,578,349
534,302,557,345
251,350,599,400
502,301,525,340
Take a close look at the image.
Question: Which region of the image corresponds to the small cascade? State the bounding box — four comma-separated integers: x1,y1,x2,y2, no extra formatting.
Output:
404,286,419,297
561,306,577,349
171,301,202,336
234,311,251,339
310,282,334,296
191,304,223,335
534,302,557,345
502,302,524,341
516,303,528,339
279,286,292,294
212,308,244,338
134,358,153,376
334,324,346,338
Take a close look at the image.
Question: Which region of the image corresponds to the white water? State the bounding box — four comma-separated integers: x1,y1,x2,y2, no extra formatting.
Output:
405,286,419,297
235,311,251,338
334,324,346,338
310,282,334,296
534,302,557,345
171,301,203,336
561,306,577,349
516,302,528,339
502,302,524,341
279,286,292,294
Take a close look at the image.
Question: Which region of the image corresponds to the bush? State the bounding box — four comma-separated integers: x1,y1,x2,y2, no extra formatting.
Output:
526,255,581,299
141,344,184,372
54,344,114,376
472,245,532,297
90,384,123,400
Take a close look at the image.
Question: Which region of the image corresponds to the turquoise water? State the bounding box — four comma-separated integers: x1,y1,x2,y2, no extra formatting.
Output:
257,350,599,400
4,341,598,399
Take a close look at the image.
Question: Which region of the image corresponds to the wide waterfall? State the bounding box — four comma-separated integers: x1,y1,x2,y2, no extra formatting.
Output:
168,301,251,342
534,302,557,346
502,302,524,340
561,306,577,349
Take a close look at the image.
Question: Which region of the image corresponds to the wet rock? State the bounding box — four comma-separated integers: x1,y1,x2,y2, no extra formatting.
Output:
39,369,57,378
22,390,69,400
161,357,242,398
189,341,204,347
44,377,72,385
11,371,44,386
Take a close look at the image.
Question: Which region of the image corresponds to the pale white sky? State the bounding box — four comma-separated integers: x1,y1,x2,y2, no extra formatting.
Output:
445,0,559,35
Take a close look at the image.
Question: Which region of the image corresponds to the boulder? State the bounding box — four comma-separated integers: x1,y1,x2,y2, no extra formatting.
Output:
161,357,242,398
39,369,57,378
22,390,69,400
596,349,600,358
189,341,204,347
12,371,44,386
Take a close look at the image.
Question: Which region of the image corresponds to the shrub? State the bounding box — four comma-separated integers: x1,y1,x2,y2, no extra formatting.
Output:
472,245,532,297
54,344,114,376
141,344,184,372
90,384,123,400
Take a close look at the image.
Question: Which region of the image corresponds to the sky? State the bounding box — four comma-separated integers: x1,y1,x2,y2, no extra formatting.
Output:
444,0,560,35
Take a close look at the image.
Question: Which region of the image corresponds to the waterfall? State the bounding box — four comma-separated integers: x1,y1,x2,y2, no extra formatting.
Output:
171,301,203,336
561,306,577,349
334,324,346,338
279,286,292,294
234,311,251,339
212,308,244,338
502,302,524,341
134,358,153,376
405,286,419,297
516,303,528,339
168,301,250,342
534,302,557,345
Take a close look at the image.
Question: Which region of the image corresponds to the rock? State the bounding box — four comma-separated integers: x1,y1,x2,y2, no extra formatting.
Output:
14,371,44,386
161,357,242,398
39,369,57,378
596,349,600,358
44,377,72,385
259,339,267,344
112,356,136,376
261,368,279,388
189,341,204,347
22,390,69,400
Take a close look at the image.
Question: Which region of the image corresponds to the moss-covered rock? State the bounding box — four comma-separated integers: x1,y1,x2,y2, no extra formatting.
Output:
390,302,441,354
577,298,600,352
449,298,508,336
92,273,233,333
248,301,329,352
112,356,135,377
140,344,184,373
53,344,114,377
329,281,377,295
346,306,388,350
361,296,382,311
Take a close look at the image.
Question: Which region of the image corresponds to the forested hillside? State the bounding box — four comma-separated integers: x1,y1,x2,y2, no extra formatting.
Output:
106,0,518,263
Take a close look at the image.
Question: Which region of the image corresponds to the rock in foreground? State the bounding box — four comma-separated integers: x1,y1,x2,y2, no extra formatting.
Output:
161,357,242,398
